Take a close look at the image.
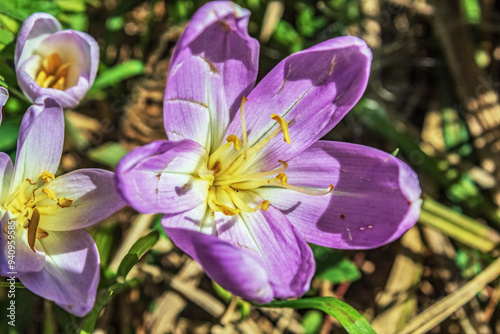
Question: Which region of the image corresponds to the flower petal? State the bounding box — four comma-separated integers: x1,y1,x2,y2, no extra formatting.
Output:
18,229,99,316
0,152,13,203
225,36,372,171
11,96,63,191
0,86,8,125
165,1,259,144
1,211,45,276
116,140,210,214
257,141,422,249
15,13,61,67
164,56,229,152
162,202,214,234
38,169,125,231
164,226,273,303
215,206,315,299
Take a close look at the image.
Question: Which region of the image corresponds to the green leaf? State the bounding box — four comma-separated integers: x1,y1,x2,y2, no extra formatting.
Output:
461,0,480,24
0,116,21,152
87,142,128,168
55,0,86,12
260,297,376,334
80,280,136,334
0,26,14,52
117,230,159,278
0,281,25,288
91,60,144,90
302,310,323,334
312,245,361,284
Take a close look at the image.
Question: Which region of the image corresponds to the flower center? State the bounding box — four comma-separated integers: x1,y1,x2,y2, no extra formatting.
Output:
34,53,72,90
200,97,333,216
2,172,73,251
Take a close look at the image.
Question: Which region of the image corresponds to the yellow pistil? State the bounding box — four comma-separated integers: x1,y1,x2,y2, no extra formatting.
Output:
34,53,72,90
3,171,74,251
202,97,333,217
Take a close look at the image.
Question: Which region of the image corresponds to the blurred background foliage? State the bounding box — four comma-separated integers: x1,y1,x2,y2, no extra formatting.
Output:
1,0,500,333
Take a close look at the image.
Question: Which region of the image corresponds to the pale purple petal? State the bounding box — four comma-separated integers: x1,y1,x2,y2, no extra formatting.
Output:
0,86,8,125
225,36,372,172
164,227,273,303
15,13,61,66
116,140,210,214
162,203,214,234
18,229,99,317
215,206,315,299
38,169,125,231
0,153,13,203
165,0,259,144
164,56,229,151
16,30,98,108
256,141,421,249
11,96,63,190
1,212,45,276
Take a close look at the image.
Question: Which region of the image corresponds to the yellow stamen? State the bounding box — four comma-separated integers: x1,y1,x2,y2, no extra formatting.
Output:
34,52,73,91
57,197,73,208
42,75,57,88
42,188,57,201
227,134,242,151
43,53,61,74
215,161,288,186
35,70,48,86
226,187,268,213
36,228,49,240
276,173,288,185
41,172,55,183
240,97,248,159
268,180,334,196
52,77,65,90
271,114,291,144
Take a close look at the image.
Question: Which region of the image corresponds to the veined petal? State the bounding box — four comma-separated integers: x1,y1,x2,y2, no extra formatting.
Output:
18,229,99,316
0,86,8,125
15,13,61,67
164,227,273,303
257,141,421,249
225,36,372,171
116,140,210,214
164,56,229,152
165,1,259,144
11,96,64,191
215,206,315,299
38,169,125,231
1,211,45,275
0,153,13,203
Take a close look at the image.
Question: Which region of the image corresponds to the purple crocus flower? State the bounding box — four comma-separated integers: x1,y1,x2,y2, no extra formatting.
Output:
116,1,421,303
0,95,124,316
15,13,99,108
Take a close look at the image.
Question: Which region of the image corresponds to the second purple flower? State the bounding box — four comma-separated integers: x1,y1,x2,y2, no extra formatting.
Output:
116,1,421,303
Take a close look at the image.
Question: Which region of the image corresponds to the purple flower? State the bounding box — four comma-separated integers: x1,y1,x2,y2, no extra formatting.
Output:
115,1,421,303
0,95,124,316
15,13,99,108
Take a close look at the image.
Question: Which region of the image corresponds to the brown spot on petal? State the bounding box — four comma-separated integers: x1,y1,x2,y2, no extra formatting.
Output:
201,56,220,74
218,19,231,32
340,214,345,220
329,55,336,76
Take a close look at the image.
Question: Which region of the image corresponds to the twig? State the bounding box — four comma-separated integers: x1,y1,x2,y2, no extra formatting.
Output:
399,255,500,333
